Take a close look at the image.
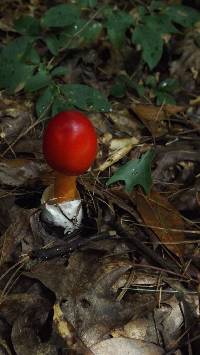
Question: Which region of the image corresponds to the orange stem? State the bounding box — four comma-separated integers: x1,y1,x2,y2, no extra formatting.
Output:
53,173,78,203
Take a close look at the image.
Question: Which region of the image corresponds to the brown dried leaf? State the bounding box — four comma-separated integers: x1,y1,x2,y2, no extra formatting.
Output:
130,104,185,137
136,190,185,257
108,106,140,136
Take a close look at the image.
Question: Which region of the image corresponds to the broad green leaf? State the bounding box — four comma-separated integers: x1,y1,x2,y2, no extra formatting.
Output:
106,150,155,194
41,4,80,28
57,20,102,49
105,10,133,48
45,35,60,55
110,79,126,98
76,0,97,8
51,96,73,116
164,5,200,27
51,66,69,77
0,60,34,93
60,84,111,112
25,70,51,92
158,78,179,92
15,16,40,35
132,24,163,69
1,36,34,61
155,91,176,105
36,86,55,117
144,14,178,34
149,1,166,11
80,21,102,44
25,47,40,64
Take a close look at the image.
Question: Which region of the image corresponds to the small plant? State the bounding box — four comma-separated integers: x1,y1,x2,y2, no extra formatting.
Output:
0,1,199,116
107,149,155,194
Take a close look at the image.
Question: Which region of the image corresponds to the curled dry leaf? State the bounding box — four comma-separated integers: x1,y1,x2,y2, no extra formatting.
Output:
130,103,186,137
98,137,139,172
136,190,185,257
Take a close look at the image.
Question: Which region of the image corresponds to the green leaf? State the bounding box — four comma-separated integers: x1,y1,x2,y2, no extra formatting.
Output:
158,78,179,92
145,75,157,88
105,10,133,48
164,5,200,27
51,66,69,77
25,47,40,64
41,4,80,28
76,0,97,8
25,69,51,92
80,21,102,44
106,150,155,194
14,16,40,35
1,36,34,61
155,91,176,105
60,84,111,112
0,60,34,93
144,14,178,34
44,35,60,55
56,20,102,49
51,96,73,116
36,86,55,117
149,1,166,11
132,24,163,69
110,79,126,98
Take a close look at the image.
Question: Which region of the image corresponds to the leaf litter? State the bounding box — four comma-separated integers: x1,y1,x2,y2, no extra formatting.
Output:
0,1,200,355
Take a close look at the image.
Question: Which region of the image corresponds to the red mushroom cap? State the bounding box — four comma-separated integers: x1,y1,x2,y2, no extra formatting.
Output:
43,111,97,175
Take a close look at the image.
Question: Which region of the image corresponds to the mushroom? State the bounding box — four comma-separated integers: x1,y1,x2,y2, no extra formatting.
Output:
41,110,97,233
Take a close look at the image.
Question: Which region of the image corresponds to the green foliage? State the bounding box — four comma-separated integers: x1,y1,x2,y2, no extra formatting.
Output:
41,4,80,28
15,16,41,36
60,84,111,112
132,3,200,69
0,1,199,117
105,9,133,48
144,76,179,105
107,150,155,194
110,75,145,98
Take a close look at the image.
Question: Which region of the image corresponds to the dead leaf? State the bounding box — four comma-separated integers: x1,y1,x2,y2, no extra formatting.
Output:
53,302,93,354
108,106,141,136
98,137,139,172
0,159,46,187
90,337,164,355
0,96,32,144
130,103,185,137
136,190,185,257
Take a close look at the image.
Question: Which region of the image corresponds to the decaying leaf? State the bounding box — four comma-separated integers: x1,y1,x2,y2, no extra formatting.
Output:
130,103,186,136
108,106,141,136
99,137,139,172
90,337,164,355
0,96,32,143
0,159,46,187
136,190,185,257
27,252,134,346
53,302,93,354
